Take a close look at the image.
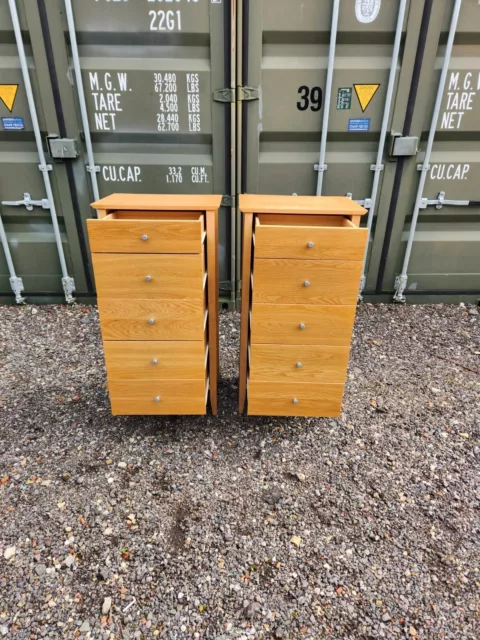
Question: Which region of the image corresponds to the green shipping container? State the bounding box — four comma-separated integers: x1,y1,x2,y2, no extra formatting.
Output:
0,0,479,305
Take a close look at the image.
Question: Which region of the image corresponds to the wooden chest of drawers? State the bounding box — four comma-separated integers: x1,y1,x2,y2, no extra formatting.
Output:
87,194,221,416
239,195,367,417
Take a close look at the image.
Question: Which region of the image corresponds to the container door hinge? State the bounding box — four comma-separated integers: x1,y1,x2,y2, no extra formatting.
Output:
1,193,51,211
393,275,408,303
213,86,259,103
221,195,235,208
10,276,25,305
62,277,76,304
47,135,79,159
239,86,259,101
220,280,234,292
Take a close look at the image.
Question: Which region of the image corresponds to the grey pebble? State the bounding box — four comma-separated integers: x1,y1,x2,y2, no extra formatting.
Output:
102,597,112,615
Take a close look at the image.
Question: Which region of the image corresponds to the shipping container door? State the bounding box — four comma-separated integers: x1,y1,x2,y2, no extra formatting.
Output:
0,1,91,300
43,0,232,302
241,0,430,295
376,0,480,298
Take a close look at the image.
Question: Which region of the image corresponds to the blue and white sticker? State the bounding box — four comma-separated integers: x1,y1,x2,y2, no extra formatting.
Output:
1,117,25,131
348,118,370,132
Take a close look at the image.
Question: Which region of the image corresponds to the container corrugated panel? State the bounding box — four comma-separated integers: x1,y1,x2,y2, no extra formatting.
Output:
375,0,480,295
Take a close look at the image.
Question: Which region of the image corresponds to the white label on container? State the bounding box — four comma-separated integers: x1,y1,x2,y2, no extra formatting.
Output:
430,164,470,181
102,166,142,182
89,71,130,131
441,71,478,130
355,0,381,24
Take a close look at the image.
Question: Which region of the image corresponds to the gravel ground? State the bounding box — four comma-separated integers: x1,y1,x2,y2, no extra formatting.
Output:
0,303,479,640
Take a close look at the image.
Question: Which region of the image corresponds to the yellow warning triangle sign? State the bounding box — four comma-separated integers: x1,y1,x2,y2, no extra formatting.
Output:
0,85,19,112
354,84,380,112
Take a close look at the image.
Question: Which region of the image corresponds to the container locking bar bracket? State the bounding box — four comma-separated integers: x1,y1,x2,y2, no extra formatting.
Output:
1,193,51,211
314,163,328,173
221,195,235,208
420,191,475,209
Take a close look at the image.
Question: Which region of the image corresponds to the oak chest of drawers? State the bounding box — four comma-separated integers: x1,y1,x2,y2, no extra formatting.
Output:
88,194,222,416
239,195,367,417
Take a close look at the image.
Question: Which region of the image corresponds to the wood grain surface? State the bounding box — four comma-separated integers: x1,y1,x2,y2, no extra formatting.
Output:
92,253,204,300
252,258,363,305
249,344,350,383
109,379,207,415
247,381,344,417
87,216,203,254
97,298,205,341
240,194,367,216
255,217,367,260
104,341,206,379
250,303,356,345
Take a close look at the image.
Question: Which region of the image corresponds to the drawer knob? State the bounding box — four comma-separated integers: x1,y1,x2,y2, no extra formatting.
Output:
152,358,158,365
154,396,161,403
148,318,155,325
141,234,148,241
299,323,306,330
293,398,299,405
296,362,303,369
304,280,311,287
145,275,152,282
307,241,315,249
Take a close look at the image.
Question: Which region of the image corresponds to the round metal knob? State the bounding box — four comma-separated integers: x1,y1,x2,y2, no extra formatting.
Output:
299,323,306,330
145,275,152,282
293,398,299,405
152,358,158,365
141,234,148,241
148,318,155,325
296,362,303,369
307,241,315,249
304,280,311,287
154,396,161,403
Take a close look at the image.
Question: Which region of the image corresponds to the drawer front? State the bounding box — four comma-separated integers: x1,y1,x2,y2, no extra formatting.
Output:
253,258,362,305
251,304,356,345
98,298,205,341
88,216,203,254
248,381,344,417
92,253,205,300
104,341,206,380
249,344,350,383
109,379,207,415
255,220,367,260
